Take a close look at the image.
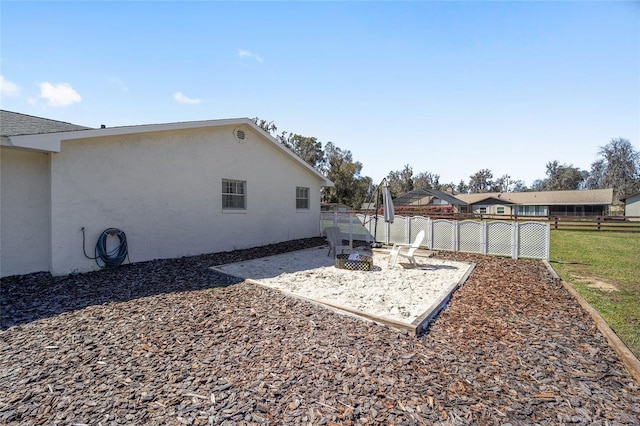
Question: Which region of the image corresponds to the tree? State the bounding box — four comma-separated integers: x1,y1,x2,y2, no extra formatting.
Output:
252,117,324,169
282,134,324,169
510,180,528,192
585,159,606,190
468,169,494,193
252,117,277,135
456,180,469,194
322,142,370,209
494,174,512,192
413,171,441,190
530,179,545,191
538,161,587,191
386,164,414,197
586,138,640,201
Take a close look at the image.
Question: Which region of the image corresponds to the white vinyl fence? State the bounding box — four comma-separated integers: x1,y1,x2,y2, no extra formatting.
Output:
320,212,550,260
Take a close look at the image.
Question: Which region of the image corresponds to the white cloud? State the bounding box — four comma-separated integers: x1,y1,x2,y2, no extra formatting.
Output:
237,48,263,62
173,92,202,104
39,82,81,106
0,75,21,97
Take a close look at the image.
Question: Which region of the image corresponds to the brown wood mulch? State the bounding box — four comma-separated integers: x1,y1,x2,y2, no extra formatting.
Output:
1,238,638,425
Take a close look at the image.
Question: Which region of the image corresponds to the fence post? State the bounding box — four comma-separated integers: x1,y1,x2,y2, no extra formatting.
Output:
333,211,338,227
482,221,488,255
545,222,550,260
405,217,411,244
453,220,459,253
512,222,519,259
427,217,433,250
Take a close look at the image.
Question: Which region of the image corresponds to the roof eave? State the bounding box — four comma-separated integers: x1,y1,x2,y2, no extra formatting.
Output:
7,117,334,186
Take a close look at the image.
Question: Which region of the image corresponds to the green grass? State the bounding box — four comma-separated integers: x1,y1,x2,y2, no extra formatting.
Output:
550,231,640,358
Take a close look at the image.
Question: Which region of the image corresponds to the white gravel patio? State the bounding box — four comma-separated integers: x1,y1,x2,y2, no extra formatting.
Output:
212,246,474,333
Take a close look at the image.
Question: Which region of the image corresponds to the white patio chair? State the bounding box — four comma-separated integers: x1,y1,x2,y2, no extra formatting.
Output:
388,230,425,267
325,226,352,257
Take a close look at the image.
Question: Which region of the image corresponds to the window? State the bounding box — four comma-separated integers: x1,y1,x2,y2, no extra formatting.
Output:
222,179,246,210
479,207,487,214
296,187,309,209
497,207,505,214
516,205,548,216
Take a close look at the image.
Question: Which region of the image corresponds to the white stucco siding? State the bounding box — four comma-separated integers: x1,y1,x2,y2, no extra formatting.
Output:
0,147,51,277
625,194,640,219
49,125,323,275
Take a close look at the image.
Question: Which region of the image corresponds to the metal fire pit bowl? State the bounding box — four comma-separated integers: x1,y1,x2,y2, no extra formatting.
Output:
335,254,374,271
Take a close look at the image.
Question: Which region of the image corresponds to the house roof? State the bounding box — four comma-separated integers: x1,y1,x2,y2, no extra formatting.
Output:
426,189,469,206
0,110,93,136
621,192,640,202
455,188,614,206
1,110,333,186
393,188,468,206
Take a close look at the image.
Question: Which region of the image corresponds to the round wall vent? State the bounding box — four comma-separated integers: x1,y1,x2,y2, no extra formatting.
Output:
234,128,246,142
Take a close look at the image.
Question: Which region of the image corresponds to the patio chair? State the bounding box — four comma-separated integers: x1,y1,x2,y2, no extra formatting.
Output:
388,230,425,267
325,226,352,257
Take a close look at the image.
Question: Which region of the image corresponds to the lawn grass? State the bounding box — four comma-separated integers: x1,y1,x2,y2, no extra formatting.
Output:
550,231,640,359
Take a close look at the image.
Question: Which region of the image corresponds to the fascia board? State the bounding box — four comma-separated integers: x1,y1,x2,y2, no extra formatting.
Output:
8,133,63,152
8,118,253,153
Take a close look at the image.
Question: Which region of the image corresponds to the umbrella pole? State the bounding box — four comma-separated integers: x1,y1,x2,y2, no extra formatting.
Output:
371,180,383,248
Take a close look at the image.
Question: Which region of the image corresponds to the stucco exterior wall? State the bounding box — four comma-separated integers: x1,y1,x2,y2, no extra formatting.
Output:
0,147,51,277
472,203,513,215
624,194,640,219
49,125,323,275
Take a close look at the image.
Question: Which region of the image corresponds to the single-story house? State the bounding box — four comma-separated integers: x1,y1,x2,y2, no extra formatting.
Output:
621,192,640,220
1,110,333,277
392,187,615,217
455,189,614,217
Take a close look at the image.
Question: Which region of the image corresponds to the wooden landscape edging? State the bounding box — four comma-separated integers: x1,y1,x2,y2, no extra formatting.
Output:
543,260,640,385
243,277,419,334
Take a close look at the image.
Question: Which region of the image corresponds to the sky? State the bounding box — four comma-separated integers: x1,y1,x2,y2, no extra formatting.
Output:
1,1,639,188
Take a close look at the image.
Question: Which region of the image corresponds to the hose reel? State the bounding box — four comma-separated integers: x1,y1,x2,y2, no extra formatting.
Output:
83,227,129,269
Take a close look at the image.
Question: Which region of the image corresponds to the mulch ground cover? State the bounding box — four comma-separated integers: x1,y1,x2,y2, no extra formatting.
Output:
1,238,639,425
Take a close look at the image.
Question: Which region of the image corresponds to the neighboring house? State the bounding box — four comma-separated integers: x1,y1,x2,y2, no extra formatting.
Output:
621,192,640,220
392,188,468,213
454,189,615,217
392,187,615,217
1,110,333,277
321,203,351,212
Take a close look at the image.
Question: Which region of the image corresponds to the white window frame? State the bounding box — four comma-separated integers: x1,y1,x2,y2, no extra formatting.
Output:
222,179,246,211
296,186,310,210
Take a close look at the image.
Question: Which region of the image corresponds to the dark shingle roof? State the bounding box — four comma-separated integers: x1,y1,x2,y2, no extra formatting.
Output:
0,110,93,137
393,188,468,206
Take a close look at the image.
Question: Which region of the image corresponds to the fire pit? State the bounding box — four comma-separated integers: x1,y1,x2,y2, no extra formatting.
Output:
335,253,374,271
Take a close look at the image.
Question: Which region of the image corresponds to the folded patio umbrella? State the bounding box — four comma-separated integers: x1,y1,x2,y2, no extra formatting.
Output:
383,183,395,223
